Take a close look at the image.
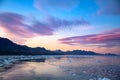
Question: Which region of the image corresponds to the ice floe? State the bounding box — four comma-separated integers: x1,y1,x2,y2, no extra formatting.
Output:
89,77,111,80
0,55,64,67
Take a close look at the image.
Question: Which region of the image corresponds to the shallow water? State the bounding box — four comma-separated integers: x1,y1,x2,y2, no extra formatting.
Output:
0,55,120,80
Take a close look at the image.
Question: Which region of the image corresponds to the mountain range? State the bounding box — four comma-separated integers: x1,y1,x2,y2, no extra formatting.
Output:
0,37,117,56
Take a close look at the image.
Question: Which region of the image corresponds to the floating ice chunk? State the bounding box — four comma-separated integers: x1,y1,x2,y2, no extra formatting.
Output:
82,71,87,73
4,59,10,65
72,73,76,76
102,77,110,80
98,77,110,80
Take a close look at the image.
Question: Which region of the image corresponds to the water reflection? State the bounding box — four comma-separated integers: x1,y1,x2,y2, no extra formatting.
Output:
1,56,120,80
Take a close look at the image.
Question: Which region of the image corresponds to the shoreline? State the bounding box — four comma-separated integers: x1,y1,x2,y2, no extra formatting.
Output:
0,55,119,68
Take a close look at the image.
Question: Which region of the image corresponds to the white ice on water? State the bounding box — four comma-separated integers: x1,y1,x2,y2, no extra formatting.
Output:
89,77,111,80
0,55,61,67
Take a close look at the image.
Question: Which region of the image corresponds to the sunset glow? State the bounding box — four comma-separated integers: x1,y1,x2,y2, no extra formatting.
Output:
0,0,120,54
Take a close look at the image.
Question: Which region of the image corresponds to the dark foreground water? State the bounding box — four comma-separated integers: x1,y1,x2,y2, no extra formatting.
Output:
0,55,120,80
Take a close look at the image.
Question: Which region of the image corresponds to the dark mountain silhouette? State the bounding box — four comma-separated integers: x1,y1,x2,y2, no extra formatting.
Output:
54,50,100,55
0,37,55,55
0,37,117,55
65,50,100,55
103,53,118,56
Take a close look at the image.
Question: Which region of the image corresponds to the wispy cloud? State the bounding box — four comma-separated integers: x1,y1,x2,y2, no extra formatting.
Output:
46,16,90,29
97,0,120,15
0,12,35,38
0,12,55,37
28,20,54,35
59,28,120,47
0,12,90,43
34,0,80,12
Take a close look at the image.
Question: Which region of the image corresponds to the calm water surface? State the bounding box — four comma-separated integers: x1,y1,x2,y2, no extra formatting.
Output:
0,56,120,80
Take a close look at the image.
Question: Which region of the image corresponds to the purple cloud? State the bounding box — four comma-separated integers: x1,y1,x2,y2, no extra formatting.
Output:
29,20,54,35
59,28,120,47
28,16,90,35
34,0,80,11
0,12,55,38
97,0,120,15
0,12,90,40
47,16,90,29
0,12,35,38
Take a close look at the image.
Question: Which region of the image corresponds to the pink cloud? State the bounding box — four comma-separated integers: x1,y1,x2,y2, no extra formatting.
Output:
0,12,55,37
0,12,90,44
59,28,120,47
0,12,35,38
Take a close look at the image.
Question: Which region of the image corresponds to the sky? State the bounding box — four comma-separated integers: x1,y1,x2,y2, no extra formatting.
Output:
0,0,120,54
